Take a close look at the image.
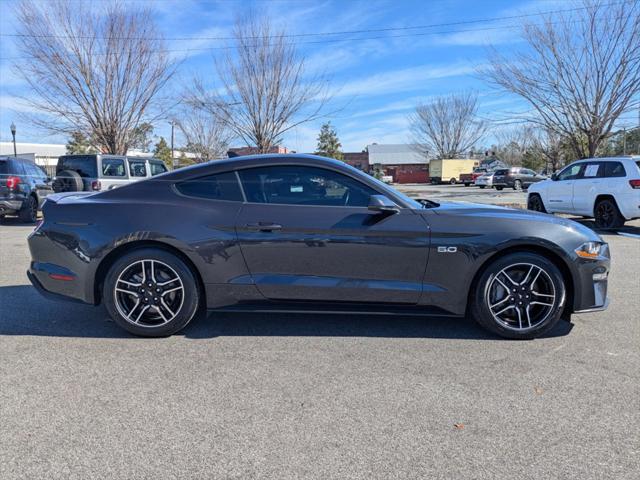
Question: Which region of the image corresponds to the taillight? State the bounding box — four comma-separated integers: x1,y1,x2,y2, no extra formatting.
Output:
6,176,20,190
91,180,102,191
629,179,640,189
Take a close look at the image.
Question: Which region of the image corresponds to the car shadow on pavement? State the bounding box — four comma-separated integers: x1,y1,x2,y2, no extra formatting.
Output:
0,285,573,341
570,217,640,237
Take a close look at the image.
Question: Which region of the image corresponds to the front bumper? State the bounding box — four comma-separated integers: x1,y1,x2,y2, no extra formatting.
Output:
571,251,610,314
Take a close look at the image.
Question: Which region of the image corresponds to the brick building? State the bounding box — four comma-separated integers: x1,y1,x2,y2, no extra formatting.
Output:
367,144,428,183
227,145,292,157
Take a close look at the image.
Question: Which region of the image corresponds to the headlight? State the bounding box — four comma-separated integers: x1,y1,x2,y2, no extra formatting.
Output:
575,241,604,259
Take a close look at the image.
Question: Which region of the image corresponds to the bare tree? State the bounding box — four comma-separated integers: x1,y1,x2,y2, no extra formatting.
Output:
14,0,175,154
187,15,331,153
174,108,232,162
410,92,487,159
484,0,640,159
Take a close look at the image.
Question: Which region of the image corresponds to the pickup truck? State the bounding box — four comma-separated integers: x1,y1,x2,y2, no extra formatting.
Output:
459,167,488,186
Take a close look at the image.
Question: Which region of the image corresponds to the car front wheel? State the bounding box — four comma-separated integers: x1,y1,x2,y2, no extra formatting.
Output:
103,248,202,337
471,252,566,339
527,194,546,213
513,179,523,190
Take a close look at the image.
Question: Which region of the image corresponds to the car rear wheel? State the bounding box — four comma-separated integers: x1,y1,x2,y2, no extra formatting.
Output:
513,179,522,191
594,198,625,229
479,185,486,189
18,195,38,223
103,248,202,337
471,252,566,339
449,178,457,185
527,194,546,213
495,186,504,191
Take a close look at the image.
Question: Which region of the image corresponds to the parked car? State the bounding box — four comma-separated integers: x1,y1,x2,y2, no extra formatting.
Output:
52,154,168,193
28,154,610,340
474,172,494,189
527,156,640,229
493,167,546,191
0,156,52,223
458,166,487,187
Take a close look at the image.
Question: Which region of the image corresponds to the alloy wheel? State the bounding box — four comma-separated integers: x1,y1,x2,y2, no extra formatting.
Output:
113,259,185,327
595,201,615,228
514,180,522,191
486,263,556,332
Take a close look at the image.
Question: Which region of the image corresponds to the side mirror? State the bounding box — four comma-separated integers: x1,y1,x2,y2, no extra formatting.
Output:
368,195,398,214
551,172,558,181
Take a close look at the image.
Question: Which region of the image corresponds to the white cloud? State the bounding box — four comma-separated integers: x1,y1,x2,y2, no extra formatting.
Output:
332,62,478,99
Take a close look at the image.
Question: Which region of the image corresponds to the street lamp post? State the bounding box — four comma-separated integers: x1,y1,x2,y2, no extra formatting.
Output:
10,122,17,157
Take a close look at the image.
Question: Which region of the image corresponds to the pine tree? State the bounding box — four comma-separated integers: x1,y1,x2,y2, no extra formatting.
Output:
315,122,343,160
153,137,172,168
66,131,97,154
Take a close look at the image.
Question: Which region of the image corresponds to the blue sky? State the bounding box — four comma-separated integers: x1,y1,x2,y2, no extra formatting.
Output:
0,0,635,152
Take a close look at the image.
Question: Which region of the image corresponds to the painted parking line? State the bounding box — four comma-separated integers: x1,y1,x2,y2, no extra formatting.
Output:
618,232,640,239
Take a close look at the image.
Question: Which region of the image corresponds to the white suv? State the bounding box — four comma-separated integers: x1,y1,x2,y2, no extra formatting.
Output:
527,156,640,228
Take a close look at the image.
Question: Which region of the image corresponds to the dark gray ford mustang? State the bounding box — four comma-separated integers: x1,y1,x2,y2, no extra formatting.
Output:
27,154,610,339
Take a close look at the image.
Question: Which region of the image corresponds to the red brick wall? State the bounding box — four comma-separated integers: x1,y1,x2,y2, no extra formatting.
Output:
342,152,370,171
384,164,429,183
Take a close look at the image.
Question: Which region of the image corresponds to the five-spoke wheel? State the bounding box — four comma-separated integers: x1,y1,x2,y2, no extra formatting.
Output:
104,248,202,336
471,252,566,339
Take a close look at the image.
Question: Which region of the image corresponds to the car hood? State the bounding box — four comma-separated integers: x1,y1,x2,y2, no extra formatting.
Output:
420,201,601,240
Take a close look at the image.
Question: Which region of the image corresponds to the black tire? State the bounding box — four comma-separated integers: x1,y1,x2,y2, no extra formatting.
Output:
53,170,83,193
103,248,202,337
594,198,625,229
527,194,547,213
449,178,457,185
464,183,471,187
470,252,566,340
18,195,38,223
479,185,486,189
495,186,504,191
513,179,522,191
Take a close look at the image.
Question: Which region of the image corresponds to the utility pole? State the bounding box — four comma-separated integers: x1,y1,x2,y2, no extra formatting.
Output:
622,127,627,155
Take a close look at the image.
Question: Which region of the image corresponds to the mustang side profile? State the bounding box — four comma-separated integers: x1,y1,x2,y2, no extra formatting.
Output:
28,154,610,339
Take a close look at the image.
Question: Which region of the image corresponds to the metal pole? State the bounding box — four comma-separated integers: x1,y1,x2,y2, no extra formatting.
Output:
170,121,175,161
12,133,17,157
622,127,626,155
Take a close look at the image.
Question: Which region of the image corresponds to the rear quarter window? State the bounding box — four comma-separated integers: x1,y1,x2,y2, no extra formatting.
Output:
149,162,167,176
176,172,243,201
0,160,9,175
57,155,98,179
604,162,626,178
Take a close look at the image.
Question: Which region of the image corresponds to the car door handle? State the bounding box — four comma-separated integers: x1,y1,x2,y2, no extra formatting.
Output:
245,222,282,232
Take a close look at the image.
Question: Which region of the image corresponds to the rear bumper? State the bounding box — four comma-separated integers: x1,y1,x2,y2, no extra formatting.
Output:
27,269,88,304
0,199,23,215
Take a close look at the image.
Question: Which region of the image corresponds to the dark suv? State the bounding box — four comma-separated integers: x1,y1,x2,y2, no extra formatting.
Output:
0,156,52,222
492,167,546,191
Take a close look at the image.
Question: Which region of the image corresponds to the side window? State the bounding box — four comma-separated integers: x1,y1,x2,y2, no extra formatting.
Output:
101,158,126,177
12,160,26,175
581,162,602,179
238,165,378,207
149,162,168,176
129,161,147,177
557,163,584,181
176,171,243,201
604,162,626,178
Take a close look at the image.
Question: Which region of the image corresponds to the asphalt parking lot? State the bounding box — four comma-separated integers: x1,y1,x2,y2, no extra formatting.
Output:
1,198,639,479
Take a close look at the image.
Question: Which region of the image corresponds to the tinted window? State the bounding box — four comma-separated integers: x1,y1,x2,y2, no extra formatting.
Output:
494,169,509,175
604,162,626,178
0,160,9,175
57,155,98,179
176,171,243,201
149,161,167,176
238,165,377,207
522,169,536,176
129,160,147,177
558,163,584,181
101,158,126,177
